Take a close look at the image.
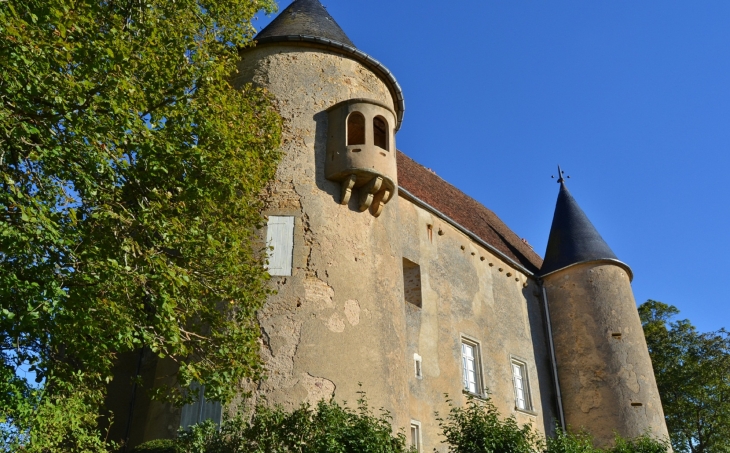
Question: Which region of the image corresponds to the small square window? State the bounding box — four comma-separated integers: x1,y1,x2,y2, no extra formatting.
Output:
410,420,422,452
461,339,483,395
511,360,532,411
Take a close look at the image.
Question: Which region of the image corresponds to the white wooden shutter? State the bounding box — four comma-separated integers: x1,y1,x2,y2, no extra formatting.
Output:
179,384,222,429
266,216,294,276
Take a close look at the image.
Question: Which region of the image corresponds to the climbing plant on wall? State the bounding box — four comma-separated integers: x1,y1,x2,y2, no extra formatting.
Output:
0,0,281,450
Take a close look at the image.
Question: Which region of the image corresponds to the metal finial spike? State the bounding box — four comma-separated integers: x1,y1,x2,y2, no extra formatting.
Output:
556,165,568,184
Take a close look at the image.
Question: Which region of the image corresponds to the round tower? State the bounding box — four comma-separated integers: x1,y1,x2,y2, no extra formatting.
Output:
540,172,669,446
232,0,410,429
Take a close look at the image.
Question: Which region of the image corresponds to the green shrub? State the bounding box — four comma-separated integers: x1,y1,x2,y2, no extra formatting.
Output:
132,438,178,453
546,427,670,453
607,434,670,453
546,429,599,453
157,391,669,453
437,395,543,453
173,392,412,453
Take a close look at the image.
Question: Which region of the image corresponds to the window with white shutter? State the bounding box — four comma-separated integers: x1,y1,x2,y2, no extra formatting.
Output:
461,340,482,395
266,216,294,276
179,383,222,430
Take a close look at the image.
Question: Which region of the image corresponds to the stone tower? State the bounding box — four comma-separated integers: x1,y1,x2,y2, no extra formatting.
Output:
539,174,669,446
232,0,411,427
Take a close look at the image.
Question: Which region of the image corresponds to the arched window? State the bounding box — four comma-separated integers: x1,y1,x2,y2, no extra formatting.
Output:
373,116,388,150
347,112,365,146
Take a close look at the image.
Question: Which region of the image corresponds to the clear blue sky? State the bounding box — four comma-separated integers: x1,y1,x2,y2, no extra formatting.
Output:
254,1,730,333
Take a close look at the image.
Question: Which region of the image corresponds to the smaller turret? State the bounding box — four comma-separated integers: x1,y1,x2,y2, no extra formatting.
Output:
325,99,397,216
540,173,669,446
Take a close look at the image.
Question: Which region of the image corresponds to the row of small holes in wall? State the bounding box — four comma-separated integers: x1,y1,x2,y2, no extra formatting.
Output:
427,224,527,287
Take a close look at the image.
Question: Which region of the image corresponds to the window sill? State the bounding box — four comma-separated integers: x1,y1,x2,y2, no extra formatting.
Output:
514,407,538,416
461,389,489,401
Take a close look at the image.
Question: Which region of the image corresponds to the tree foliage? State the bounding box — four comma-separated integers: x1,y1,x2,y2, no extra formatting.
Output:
437,395,542,453
133,393,670,453
436,394,668,453
546,429,669,453
0,0,281,450
134,393,411,453
639,300,730,453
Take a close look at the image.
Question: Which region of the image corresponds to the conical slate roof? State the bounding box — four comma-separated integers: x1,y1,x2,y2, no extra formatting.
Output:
251,0,406,131
256,0,355,47
540,180,630,277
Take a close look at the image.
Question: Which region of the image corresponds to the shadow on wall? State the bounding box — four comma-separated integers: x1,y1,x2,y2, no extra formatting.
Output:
312,111,343,207
522,283,560,437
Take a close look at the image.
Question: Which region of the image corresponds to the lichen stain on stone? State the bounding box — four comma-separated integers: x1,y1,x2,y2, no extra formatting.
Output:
344,300,361,326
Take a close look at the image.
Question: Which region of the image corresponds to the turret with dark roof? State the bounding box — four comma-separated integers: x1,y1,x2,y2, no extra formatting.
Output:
539,176,632,279
251,0,405,130
540,173,668,443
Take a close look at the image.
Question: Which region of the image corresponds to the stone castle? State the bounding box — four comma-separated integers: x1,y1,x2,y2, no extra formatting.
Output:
109,1,670,450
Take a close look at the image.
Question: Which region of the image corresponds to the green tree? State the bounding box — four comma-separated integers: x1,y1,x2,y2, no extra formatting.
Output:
639,300,730,453
0,0,281,450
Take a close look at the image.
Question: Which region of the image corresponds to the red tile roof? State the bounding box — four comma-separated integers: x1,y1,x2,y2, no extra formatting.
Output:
397,151,543,273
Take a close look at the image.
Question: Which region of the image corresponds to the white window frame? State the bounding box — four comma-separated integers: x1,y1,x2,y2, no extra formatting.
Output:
461,337,483,396
410,420,422,452
414,353,423,379
510,358,533,412
265,215,294,276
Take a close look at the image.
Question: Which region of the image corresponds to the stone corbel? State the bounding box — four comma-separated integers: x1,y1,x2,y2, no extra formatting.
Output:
358,176,383,212
370,189,391,217
339,174,357,205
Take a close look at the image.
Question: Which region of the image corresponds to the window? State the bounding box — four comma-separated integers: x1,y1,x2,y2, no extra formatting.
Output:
403,258,422,308
373,116,388,150
511,360,532,411
414,353,423,379
266,216,294,276
461,339,482,394
180,383,222,430
410,420,422,452
347,112,365,145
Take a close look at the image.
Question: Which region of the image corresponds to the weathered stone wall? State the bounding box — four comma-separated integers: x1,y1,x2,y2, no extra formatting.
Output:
229,44,559,451
543,262,669,446
398,199,559,450
232,44,410,428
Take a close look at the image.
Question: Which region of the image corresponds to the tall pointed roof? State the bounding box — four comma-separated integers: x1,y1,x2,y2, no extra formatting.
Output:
251,0,405,130
540,179,632,279
256,0,354,46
